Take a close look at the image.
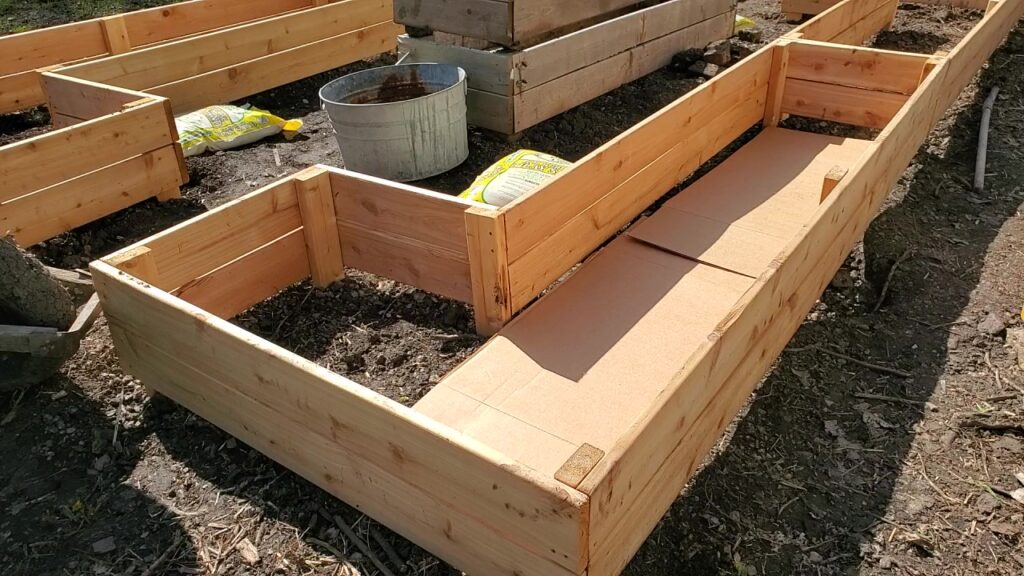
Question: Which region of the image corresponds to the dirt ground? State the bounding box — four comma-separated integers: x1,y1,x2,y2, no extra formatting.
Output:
2,1,1024,575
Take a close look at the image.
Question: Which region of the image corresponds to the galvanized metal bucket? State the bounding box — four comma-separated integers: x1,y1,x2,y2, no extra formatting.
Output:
319,63,469,182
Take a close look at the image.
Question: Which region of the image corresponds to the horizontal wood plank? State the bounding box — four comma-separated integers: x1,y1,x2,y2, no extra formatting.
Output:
65,0,391,89
394,0,513,46
786,40,932,95
42,72,154,120
138,178,303,291
517,0,734,89
791,0,893,42
0,70,46,114
0,146,182,247
514,10,734,131
0,21,107,77
0,101,175,203
329,169,477,254
781,77,907,129
175,228,310,318
151,21,400,114
338,222,474,303
122,0,312,47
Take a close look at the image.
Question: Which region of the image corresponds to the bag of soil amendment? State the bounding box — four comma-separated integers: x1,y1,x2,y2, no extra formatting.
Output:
175,105,303,157
459,150,572,207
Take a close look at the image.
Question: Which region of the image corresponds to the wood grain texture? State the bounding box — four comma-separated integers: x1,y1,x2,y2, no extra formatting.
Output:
296,168,345,288
91,261,588,575
781,77,908,128
0,146,183,247
786,40,933,95
0,101,175,203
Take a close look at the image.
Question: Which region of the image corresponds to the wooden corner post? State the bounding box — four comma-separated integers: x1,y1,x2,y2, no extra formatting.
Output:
295,168,345,288
466,207,512,337
764,40,792,127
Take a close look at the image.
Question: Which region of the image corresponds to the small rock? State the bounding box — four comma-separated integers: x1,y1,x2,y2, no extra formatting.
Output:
703,39,732,66
738,27,763,43
1007,328,1024,368
976,491,1000,516
807,551,823,564
375,354,388,366
236,538,260,565
92,536,116,554
671,48,703,72
993,436,1022,454
93,454,110,471
940,430,957,450
977,312,1006,336
687,61,720,79
878,555,895,570
731,43,755,59
990,521,1020,536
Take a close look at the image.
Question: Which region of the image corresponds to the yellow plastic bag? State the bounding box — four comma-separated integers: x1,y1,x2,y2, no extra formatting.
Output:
735,14,756,33
175,105,303,157
459,150,572,207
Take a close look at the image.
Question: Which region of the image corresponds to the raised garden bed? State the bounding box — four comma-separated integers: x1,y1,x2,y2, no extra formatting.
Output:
90,0,1023,574
0,0,398,248
398,0,736,133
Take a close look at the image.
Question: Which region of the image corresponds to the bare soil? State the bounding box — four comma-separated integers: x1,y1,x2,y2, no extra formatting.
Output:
2,1,1023,575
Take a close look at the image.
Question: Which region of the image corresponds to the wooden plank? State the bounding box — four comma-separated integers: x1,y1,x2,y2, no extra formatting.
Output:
0,146,183,247
514,10,735,131
296,168,345,288
828,1,901,46
582,3,1024,573
151,21,400,114
398,35,513,96
338,222,474,303
64,0,392,89
821,165,849,202
138,178,303,291
781,0,840,16
101,16,132,54
467,89,515,133
501,46,773,262
787,40,933,96
791,0,893,42
0,101,175,203
175,229,311,318
517,0,734,89
42,72,154,121
0,21,107,77
466,208,512,336
394,0,513,46
121,0,312,47
512,0,648,46
329,169,476,255
328,169,475,299
107,246,162,285
781,77,908,129
764,41,791,126
0,70,46,115
91,261,588,574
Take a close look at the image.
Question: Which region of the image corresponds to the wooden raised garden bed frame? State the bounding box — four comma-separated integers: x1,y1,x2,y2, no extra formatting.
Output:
393,0,686,47
781,0,989,21
0,0,399,248
91,0,1023,574
398,0,736,133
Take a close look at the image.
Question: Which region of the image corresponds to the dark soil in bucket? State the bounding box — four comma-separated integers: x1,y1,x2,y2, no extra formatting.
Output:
342,69,434,104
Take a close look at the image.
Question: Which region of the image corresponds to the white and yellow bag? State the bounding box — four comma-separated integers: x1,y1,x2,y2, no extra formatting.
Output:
459,149,572,207
175,105,303,157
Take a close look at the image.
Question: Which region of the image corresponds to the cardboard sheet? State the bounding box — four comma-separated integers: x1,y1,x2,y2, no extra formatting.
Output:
416,128,872,480
630,128,871,276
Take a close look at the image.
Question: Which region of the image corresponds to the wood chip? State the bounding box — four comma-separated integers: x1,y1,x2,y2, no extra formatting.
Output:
236,537,260,565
